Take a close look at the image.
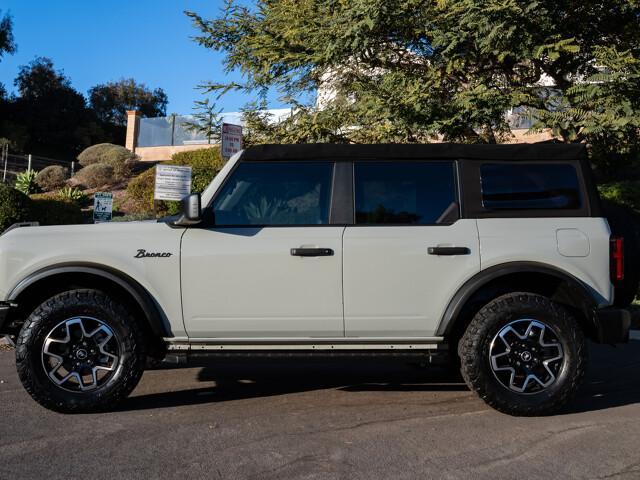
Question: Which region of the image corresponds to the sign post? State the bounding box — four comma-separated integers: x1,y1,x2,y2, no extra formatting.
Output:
221,123,243,159
93,192,113,223
154,165,192,202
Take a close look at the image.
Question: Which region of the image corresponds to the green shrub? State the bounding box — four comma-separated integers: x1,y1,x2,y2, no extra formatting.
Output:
58,186,87,204
77,143,137,181
0,183,30,232
15,169,40,195
29,195,84,226
165,147,226,215
36,165,69,191
599,181,640,212
77,144,113,166
78,143,135,167
171,147,225,193
124,147,225,216
74,163,115,189
126,167,156,213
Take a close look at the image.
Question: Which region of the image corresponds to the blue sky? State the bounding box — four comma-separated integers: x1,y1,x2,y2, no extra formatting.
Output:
0,0,288,114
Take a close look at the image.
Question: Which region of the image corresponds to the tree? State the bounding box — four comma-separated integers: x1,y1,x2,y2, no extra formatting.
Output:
0,9,16,61
0,10,15,110
4,57,106,159
15,57,73,99
183,98,222,144
186,0,640,165
89,78,168,126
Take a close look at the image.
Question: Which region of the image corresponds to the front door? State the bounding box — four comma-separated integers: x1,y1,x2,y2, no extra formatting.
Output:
343,161,480,337
181,160,344,339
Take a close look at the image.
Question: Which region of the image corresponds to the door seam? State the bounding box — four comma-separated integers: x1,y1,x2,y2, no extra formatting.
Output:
341,225,347,337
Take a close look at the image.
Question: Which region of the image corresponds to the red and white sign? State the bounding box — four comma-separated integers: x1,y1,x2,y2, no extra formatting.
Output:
221,123,243,158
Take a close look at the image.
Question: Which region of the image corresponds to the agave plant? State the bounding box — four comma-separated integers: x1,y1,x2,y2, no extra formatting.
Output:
58,186,87,204
15,169,40,195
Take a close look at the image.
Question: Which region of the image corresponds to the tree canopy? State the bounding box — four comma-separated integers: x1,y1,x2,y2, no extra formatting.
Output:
0,56,169,159
183,98,222,144
0,12,169,160
187,0,640,168
2,57,101,159
0,9,16,62
89,78,168,126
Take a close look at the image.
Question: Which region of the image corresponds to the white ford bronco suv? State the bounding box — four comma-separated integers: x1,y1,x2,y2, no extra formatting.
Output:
0,143,632,415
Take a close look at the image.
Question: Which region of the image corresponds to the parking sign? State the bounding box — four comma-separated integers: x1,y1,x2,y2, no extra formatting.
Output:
221,123,243,158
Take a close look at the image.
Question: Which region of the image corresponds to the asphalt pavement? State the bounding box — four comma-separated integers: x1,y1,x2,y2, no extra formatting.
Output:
1,340,640,480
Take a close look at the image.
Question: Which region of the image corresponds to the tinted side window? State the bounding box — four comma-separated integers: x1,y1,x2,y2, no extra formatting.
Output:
213,162,334,225
354,162,457,225
481,163,581,210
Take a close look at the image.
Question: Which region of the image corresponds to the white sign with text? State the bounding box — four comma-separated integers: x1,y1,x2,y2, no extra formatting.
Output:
154,165,192,201
221,123,243,158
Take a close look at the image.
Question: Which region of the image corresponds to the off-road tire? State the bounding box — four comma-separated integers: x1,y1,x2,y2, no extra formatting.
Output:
458,292,587,416
16,289,145,413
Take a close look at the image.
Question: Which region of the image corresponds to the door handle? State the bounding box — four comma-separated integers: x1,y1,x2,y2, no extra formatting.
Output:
428,246,470,256
290,248,334,257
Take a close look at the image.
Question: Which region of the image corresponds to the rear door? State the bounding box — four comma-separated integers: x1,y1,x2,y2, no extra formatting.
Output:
343,161,480,338
181,161,345,339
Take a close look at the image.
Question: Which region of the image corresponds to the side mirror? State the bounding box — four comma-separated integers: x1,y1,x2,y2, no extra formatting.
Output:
174,193,202,226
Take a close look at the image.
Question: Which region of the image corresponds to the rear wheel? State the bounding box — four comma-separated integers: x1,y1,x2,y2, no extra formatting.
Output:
458,292,587,416
16,289,145,413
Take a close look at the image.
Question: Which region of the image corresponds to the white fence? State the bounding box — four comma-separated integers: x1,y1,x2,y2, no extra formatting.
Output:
1,148,75,184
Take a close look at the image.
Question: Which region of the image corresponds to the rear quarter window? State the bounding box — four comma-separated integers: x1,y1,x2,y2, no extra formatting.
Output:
480,163,582,210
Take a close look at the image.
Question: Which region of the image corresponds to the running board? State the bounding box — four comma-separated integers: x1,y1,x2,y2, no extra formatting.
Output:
166,337,446,351
163,338,448,364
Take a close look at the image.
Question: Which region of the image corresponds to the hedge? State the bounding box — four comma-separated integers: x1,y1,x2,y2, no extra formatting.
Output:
126,146,225,215
171,147,225,193
0,185,85,234
0,183,31,232
28,195,84,226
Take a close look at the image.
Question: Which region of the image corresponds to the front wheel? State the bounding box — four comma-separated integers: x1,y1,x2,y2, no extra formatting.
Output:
458,292,587,416
16,289,145,413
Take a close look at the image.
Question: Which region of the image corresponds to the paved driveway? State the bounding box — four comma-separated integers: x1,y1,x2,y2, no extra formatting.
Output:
1,340,640,480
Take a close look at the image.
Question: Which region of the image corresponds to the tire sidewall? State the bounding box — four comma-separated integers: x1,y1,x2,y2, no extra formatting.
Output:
460,293,586,415
16,290,143,412
480,303,578,407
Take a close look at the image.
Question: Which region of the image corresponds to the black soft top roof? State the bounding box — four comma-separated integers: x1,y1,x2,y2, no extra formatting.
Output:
241,143,587,161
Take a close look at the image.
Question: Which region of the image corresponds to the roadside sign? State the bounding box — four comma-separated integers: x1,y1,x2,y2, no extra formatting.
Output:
93,192,113,222
154,164,192,201
221,123,243,158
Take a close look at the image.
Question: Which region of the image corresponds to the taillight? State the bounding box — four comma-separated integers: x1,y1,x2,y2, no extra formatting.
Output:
610,236,624,283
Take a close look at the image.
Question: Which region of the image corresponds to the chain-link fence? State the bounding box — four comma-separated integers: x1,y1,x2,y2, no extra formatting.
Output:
1,149,75,184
